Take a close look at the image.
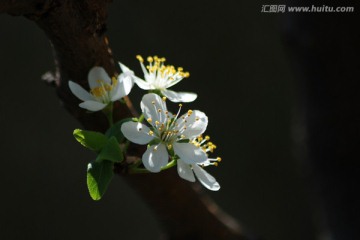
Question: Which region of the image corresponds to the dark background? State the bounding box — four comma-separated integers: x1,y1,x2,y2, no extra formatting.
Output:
0,1,357,240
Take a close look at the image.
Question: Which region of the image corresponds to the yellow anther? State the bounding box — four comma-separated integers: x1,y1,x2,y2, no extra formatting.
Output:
178,67,183,72
111,77,118,85
148,130,154,136
167,144,173,150
184,72,190,78
205,135,210,141
147,56,153,63
179,104,183,107
161,57,166,62
136,55,144,62
147,118,152,123
162,97,167,101
217,157,222,162
152,101,155,104
158,109,162,112
214,162,219,167
187,110,193,116
155,121,160,125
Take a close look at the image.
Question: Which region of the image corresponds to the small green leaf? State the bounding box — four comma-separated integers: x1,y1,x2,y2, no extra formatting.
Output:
105,118,133,143
73,129,107,151
96,136,123,163
87,161,114,201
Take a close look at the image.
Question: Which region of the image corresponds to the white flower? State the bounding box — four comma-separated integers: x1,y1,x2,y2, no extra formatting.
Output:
177,135,221,191
68,66,133,111
177,160,220,191
121,93,208,172
118,62,135,89
132,55,197,103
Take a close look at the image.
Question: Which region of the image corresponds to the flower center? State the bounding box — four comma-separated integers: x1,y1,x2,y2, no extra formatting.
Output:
90,78,117,102
146,100,193,146
136,55,190,88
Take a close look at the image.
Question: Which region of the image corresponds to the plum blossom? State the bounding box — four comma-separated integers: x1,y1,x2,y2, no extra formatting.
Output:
68,66,133,111
177,135,221,191
121,93,207,172
132,55,197,102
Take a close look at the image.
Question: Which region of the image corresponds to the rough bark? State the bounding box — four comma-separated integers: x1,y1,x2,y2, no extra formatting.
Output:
1,1,250,239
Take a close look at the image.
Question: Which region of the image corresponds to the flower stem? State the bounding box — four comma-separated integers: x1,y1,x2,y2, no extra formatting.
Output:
104,102,114,127
138,114,144,123
128,158,177,174
161,158,177,171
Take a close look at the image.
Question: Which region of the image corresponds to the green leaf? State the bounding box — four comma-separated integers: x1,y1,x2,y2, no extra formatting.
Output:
87,161,114,201
105,118,133,143
73,129,107,151
96,136,123,163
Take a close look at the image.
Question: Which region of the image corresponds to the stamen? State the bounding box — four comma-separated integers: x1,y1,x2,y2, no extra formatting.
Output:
136,55,144,62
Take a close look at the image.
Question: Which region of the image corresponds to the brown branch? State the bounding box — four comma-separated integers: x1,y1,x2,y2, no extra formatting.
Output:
2,1,252,239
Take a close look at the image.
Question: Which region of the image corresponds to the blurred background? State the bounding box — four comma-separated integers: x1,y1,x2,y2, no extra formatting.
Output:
0,0,358,239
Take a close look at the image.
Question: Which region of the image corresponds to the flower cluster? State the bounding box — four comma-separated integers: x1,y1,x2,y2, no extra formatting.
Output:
69,55,221,191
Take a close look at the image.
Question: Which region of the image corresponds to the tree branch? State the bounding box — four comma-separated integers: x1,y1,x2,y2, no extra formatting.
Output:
2,1,251,239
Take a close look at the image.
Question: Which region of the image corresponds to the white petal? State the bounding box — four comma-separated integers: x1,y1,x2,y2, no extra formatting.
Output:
121,122,154,145
121,74,134,95
118,62,133,74
139,61,150,80
177,159,195,182
161,89,197,103
176,110,208,139
68,81,94,101
192,164,220,191
88,67,111,89
173,142,207,164
164,76,184,88
79,100,107,111
142,144,168,172
140,93,168,125
134,76,153,90
110,74,134,101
